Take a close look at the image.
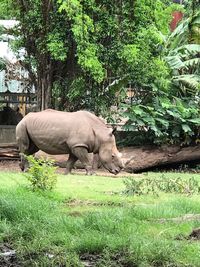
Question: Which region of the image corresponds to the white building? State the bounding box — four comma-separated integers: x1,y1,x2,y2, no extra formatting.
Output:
0,20,36,114
0,20,32,93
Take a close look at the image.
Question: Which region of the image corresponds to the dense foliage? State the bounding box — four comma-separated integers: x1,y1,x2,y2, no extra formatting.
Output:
123,1,200,145
0,0,14,19
0,0,199,145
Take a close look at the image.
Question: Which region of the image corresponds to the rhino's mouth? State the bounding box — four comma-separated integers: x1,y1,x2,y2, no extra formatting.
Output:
111,170,119,175
109,167,121,175
101,160,122,175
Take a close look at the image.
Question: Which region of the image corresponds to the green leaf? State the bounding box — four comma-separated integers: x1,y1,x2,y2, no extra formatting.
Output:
133,106,144,116
155,117,169,127
188,118,200,125
165,55,186,70
182,124,192,133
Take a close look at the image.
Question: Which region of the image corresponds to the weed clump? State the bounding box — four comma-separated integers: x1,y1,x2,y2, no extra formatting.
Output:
24,155,58,191
123,175,200,196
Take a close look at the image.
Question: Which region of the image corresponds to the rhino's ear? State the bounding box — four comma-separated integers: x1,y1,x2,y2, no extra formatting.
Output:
109,126,117,136
112,126,117,135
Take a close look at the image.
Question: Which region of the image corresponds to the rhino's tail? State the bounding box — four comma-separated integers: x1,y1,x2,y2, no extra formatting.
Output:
16,120,30,154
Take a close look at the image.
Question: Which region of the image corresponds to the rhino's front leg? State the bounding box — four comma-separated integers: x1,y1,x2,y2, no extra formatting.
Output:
92,153,102,171
65,153,78,174
71,147,94,175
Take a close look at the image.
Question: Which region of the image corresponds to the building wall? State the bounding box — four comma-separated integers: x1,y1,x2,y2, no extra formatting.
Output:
0,125,16,143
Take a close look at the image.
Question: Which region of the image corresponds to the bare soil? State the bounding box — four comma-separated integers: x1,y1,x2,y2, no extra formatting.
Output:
0,160,20,172
0,159,137,177
0,243,20,267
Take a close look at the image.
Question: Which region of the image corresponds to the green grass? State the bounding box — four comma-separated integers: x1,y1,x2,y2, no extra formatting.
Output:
0,171,200,266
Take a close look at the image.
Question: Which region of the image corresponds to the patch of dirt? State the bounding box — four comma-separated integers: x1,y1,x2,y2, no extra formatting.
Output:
65,198,124,207
153,214,200,224
0,160,140,178
0,160,20,172
0,243,20,267
80,253,102,267
176,228,200,241
67,211,83,217
80,252,133,267
188,228,200,240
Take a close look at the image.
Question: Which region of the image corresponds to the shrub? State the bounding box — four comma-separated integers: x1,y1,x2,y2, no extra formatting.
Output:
24,155,58,191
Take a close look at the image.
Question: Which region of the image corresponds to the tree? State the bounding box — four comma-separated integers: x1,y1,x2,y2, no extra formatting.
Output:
6,0,106,110
0,0,179,113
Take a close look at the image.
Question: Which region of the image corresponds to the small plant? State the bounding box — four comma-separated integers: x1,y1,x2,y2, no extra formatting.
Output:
123,175,200,196
24,155,58,191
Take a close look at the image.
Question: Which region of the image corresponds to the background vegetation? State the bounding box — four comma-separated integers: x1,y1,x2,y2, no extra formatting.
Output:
0,0,199,146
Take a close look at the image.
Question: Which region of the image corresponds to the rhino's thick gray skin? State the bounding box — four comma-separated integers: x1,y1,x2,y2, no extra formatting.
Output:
16,109,123,175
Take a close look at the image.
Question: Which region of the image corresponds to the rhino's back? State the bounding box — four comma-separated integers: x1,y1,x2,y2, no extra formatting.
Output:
22,110,100,154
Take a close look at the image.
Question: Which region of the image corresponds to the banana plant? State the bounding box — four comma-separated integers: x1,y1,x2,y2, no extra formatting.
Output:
165,10,200,94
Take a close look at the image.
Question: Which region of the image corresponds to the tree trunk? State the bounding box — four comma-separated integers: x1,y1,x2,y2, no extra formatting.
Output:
122,145,200,173
37,57,53,110
36,0,54,111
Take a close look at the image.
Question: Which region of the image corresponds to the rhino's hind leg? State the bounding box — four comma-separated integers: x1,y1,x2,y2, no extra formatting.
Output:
19,142,39,171
19,153,27,172
65,153,78,175
18,140,39,172
16,121,29,171
71,147,94,175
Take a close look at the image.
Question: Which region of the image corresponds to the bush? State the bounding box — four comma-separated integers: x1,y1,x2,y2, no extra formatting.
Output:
24,156,58,191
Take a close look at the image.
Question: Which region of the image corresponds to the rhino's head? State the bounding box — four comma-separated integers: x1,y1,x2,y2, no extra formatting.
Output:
99,129,124,175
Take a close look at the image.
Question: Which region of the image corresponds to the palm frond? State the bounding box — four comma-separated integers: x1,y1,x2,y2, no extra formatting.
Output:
166,44,200,71
165,56,186,69
190,11,200,25
184,58,200,68
172,44,200,55
172,74,200,91
168,18,190,40
166,18,190,49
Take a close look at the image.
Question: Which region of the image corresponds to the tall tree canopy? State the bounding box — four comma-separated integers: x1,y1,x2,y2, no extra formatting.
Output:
0,0,177,109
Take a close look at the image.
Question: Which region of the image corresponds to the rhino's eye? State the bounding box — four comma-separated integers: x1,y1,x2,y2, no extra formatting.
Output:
112,154,115,159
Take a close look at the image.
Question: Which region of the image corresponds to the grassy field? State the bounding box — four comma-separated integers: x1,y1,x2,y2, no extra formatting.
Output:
0,171,200,266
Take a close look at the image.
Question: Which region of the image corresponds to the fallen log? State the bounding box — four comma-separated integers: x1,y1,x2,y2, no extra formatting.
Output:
35,145,200,173
122,145,200,173
0,143,19,159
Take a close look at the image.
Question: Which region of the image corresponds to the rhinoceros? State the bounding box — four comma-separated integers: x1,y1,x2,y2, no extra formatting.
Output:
16,109,123,175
